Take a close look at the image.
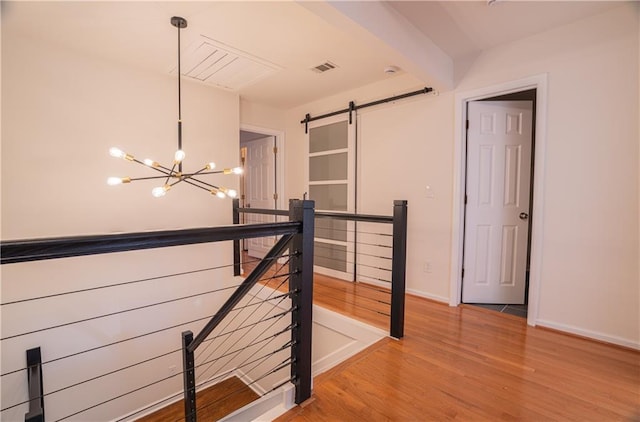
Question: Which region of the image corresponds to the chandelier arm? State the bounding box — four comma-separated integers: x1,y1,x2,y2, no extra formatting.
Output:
131,159,172,176
129,175,177,182
189,170,226,176
173,176,221,192
174,166,209,185
165,162,178,185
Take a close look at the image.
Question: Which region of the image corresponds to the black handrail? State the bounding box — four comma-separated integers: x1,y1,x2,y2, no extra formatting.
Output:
1,222,300,264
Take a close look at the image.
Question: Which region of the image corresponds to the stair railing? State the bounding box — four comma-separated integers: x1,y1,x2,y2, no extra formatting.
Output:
0,199,315,421
233,199,407,339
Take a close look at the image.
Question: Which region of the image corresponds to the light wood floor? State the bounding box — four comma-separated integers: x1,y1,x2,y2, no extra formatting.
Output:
136,376,258,421
246,253,640,420
275,294,640,421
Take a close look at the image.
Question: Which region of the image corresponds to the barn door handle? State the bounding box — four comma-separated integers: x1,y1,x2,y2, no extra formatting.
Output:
519,212,529,220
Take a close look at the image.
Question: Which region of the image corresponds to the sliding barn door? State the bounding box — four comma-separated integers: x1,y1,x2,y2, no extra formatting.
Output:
307,117,356,281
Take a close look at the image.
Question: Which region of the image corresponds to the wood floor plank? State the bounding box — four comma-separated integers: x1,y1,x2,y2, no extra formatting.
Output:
136,376,259,421
276,294,640,422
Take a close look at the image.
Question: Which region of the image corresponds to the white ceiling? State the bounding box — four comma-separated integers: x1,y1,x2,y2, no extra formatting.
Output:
2,1,627,109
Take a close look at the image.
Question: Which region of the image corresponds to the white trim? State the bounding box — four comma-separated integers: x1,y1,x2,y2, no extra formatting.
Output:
309,180,348,185
536,319,640,351
449,74,548,328
406,288,449,304
240,123,286,210
309,148,349,157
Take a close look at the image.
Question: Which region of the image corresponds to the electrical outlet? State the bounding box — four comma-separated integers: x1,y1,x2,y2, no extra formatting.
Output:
423,262,432,273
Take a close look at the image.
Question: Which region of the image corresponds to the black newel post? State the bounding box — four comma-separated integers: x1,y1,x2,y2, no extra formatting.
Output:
232,198,241,276
289,199,314,404
182,331,196,422
390,200,408,339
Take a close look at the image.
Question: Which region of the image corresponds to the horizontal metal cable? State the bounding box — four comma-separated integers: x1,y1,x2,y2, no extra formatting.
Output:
196,321,294,374
223,292,292,314
0,264,233,306
1,339,294,417
352,282,391,295
53,372,182,421
107,342,293,422
357,263,392,272
313,252,392,273
317,283,391,306
314,242,392,257
193,341,293,393
0,304,240,378
358,273,392,284
0,347,182,413
115,390,184,422
242,253,295,269
194,270,291,365
355,250,392,260
199,308,293,347
316,289,390,316
315,227,392,237
356,240,392,249
1,283,243,341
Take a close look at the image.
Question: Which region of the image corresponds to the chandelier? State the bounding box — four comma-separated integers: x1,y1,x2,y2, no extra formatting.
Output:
107,16,242,199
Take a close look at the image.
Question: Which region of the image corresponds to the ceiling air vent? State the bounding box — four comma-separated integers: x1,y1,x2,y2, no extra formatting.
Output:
311,61,337,74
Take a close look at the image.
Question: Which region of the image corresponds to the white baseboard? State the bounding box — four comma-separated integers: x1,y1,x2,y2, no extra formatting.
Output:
220,382,295,422
535,319,640,350
406,288,449,304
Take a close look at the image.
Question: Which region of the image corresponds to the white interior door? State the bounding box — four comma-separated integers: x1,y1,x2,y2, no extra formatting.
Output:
245,136,276,259
463,101,533,304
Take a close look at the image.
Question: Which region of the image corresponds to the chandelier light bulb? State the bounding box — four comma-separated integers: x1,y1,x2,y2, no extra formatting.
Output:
224,167,244,175
144,158,159,167
109,147,125,158
206,162,216,170
174,150,186,162
107,177,130,186
210,188,226,198
227,189,238,198
110,147,133,161
152,185,170,198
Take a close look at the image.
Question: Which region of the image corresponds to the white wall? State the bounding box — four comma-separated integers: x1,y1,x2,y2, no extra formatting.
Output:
2,32,240,239
282,5,639,347
1,28,243,420
240,99,286,133
456,5,639,347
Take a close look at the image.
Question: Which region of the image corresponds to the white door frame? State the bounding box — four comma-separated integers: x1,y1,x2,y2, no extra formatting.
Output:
240,123,286,211
449,74,548,327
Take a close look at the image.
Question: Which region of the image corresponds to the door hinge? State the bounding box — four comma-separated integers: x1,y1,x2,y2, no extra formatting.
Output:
461,268,465,279
273,193,279,200
273,146,278,154
466,119,469,130
464,194,468,205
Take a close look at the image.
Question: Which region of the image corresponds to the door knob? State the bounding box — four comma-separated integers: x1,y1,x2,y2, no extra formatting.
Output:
519,212,529,220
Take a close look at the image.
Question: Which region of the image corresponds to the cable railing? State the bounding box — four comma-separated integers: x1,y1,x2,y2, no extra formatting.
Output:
1,199,315,422
233,199,407,339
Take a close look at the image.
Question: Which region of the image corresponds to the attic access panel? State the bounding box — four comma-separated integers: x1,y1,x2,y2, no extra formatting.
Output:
176,35,281,91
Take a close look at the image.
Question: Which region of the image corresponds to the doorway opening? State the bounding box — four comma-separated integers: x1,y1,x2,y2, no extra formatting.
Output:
239,126,284,259
462,89,536,319
450,74,548,326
